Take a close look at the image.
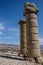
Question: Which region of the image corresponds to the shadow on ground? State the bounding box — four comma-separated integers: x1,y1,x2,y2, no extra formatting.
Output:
0,55,26,61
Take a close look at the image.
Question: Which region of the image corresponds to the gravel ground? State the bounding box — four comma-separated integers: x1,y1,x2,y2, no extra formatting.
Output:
0,56,41,65
0,57,34,65
0,52,42,65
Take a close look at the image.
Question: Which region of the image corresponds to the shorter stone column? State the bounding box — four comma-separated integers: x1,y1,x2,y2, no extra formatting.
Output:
19,19,27,56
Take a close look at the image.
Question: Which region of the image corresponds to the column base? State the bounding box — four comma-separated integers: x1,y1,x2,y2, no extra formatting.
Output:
26,57,35,62
18,53,27,60
25,56,43,64
18,53,23,57
33,56,43,64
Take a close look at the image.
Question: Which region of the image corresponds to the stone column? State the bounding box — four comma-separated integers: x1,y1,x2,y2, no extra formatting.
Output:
19,19,27,56
24,2,42,63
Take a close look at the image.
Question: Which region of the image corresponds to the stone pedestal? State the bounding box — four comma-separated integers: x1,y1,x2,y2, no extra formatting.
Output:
24,2,42,63
19,19,27,56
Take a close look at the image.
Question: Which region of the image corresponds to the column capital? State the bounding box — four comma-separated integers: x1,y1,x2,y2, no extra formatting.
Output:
19,18,26,25
24,2,39,16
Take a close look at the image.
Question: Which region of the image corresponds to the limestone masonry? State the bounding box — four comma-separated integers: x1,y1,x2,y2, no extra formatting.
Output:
19,2,43,64
19,19,27,56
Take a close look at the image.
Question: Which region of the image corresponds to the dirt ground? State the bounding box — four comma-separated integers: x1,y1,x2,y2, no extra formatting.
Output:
0,51,42,65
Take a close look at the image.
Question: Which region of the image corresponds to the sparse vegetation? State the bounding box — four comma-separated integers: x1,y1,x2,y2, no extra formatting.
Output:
0,49,9,52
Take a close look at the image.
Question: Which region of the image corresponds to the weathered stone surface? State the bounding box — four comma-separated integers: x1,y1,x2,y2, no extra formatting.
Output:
24,2,42,63
19,19,27,56
32,49,41,57
24,2,39,16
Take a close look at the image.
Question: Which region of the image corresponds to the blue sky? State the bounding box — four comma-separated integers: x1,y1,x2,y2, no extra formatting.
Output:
0,0,43,45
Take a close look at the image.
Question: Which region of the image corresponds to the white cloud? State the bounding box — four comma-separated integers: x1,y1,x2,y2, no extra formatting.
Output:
6,42,11,44
14,33,20,36
0,23,5,30
0,31,3,35
0,36,14,39
15,42,20,45
8,27,19,32
39,38,43,45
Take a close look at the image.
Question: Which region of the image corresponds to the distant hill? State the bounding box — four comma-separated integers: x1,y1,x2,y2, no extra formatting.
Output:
0,44,43,52
0,44,20,51
40,45,43,52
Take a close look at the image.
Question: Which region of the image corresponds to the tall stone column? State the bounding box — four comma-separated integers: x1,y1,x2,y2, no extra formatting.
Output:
19,19,27,56
24,2,42,63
